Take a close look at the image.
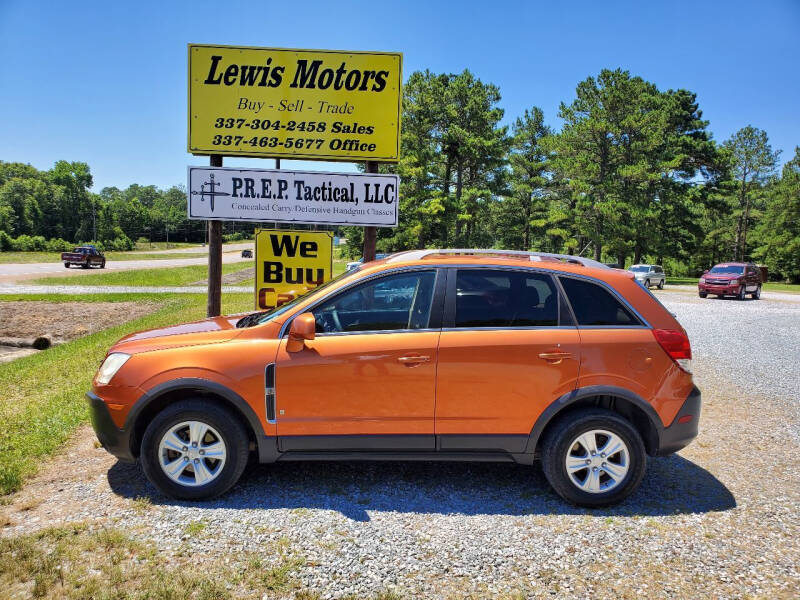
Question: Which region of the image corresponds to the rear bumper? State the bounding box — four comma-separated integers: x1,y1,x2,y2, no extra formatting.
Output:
87,392,136,463
655,386,701,456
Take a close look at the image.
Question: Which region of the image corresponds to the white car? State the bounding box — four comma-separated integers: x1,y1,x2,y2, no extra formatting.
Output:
629,264,666,289
346,253,389,272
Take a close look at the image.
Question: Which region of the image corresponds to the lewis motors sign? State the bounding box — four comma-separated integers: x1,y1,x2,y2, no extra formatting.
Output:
187,166,398,227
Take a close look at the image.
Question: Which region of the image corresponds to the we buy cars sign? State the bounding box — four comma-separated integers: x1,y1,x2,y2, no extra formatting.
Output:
254,229,333,309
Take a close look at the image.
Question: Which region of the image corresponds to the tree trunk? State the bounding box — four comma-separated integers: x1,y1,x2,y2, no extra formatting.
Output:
634,245,642,265
593,243,601,262
617,252,626,268
454,161,464,241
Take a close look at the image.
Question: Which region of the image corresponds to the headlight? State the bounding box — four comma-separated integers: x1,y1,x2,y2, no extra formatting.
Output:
698,278,705,284
95,353,130,385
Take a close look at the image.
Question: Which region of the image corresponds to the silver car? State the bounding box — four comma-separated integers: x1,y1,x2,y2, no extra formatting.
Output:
629,264,665,289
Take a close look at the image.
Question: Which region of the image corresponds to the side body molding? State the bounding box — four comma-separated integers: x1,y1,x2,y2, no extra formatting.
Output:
523,385,664,456
129,378,279,462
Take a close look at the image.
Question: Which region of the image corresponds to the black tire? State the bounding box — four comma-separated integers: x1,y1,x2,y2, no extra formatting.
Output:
657,279,664,290
64,262,70,268
541,408,646,507
100,260,106,269
81,262,89,269
644,279,650,288
737,286,746,301
698,292,707,298
751,285,761,300
140,400,250,500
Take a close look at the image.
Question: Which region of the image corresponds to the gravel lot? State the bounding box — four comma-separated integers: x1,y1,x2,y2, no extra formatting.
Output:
2,290,798,598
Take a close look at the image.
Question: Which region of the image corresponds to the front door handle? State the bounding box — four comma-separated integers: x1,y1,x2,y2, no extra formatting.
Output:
397,354,430,367
538,351,572,364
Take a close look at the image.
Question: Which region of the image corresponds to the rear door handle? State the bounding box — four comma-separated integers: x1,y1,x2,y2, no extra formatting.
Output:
538,351,572,364
397,354,430,367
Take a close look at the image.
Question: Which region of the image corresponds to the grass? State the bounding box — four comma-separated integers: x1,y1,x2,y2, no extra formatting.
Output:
31,262,252,287
0,521,405,599
667,277,800,293
0,292,254,496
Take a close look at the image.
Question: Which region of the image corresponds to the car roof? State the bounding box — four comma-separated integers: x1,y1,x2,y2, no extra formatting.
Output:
714,262,749,266
356,249,633,283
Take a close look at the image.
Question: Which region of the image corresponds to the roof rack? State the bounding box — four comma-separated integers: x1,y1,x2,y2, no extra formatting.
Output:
385,249,609,269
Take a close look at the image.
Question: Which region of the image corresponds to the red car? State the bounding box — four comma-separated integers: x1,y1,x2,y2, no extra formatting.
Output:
698,262,761,300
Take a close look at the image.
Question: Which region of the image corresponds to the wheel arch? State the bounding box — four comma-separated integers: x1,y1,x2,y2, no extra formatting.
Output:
526,386,664,457
126,378,276,462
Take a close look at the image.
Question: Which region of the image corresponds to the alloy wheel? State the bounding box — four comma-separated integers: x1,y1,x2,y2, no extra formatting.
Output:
157,421,227,487
565,429,630,493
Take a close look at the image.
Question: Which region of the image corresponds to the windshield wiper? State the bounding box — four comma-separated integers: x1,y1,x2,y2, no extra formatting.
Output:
236,311,270,328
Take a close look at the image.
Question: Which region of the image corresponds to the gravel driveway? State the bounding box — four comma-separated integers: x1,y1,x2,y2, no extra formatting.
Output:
2,290,798,598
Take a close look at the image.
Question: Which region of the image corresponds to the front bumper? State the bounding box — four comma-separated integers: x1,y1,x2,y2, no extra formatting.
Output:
699,283,739,295
87,392,136,462
655,386,701,456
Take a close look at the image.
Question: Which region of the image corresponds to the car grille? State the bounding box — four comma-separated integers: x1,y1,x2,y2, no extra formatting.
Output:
705,279,730,285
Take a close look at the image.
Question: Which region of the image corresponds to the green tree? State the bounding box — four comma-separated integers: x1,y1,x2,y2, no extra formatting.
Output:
722,126,780,260
493,107,552,250
753,147,800,281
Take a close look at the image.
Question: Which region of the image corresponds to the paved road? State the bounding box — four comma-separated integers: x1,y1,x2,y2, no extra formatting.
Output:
0,245,252,282
127,242,253,255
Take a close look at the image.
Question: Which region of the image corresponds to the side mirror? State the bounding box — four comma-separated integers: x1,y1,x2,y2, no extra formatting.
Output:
287,312,316,352
703,269,709,275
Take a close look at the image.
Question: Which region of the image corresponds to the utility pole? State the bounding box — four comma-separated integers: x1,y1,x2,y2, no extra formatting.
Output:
207,155,223,317
362,161,378,261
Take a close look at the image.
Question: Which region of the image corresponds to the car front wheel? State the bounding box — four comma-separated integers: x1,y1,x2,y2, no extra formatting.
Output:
541,409,646,507
699,291,707,298
737,286,746,301
657,279,664,289
140,400,249,500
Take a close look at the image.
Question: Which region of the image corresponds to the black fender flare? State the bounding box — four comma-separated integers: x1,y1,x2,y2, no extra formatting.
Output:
126,378,278,462
523,385,665,455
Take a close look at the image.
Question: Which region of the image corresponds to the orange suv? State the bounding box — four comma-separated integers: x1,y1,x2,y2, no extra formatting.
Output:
88,250,700,507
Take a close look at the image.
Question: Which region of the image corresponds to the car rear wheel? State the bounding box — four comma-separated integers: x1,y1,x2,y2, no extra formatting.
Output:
752,285,761,300
541,408,646,507
100,260,106,269
81,262,89,269
64,262,70,268
140,400,249,500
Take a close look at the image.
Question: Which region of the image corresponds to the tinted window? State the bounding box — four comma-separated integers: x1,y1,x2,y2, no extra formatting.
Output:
710,265,744,274
455,270,558,328
629,266,649,272
560,277,639,326
313,271,436,333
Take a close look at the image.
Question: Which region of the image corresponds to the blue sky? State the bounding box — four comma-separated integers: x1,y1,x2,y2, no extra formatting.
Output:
1,0,798,191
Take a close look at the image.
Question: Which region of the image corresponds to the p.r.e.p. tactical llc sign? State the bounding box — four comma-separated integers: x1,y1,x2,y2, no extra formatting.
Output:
188,166,398,227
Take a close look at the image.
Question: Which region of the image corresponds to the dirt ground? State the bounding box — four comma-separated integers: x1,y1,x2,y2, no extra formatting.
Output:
0,301,156,343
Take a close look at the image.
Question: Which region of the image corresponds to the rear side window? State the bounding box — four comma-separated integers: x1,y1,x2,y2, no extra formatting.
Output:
455,270,558,328
559,277,640,326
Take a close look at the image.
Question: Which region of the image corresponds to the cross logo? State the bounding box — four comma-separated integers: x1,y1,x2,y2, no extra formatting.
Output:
190,173,230,212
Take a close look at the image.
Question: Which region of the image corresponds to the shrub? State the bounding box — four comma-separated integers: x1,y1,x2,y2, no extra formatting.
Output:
44,238,73,253
0,230,12,251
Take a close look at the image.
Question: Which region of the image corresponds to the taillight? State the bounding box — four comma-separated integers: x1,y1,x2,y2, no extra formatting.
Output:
653,328,692,373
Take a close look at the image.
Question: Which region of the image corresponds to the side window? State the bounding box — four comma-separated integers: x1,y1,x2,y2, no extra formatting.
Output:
455,270,558,328
559,277,640,327
312,270,436,334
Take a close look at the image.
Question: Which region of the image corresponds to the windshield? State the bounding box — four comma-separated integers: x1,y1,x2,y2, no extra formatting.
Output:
251,267,362,326
629,266,650,272
709,265,744,274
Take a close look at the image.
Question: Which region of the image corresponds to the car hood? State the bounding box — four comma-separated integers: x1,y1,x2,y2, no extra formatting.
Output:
109,315,244,354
